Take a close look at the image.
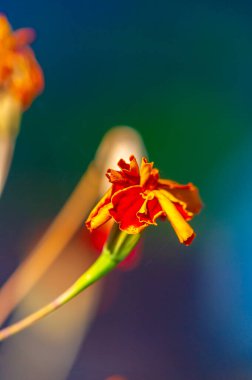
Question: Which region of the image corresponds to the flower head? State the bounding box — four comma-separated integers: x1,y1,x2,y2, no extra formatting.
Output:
86,155,202,245
0,14,44,110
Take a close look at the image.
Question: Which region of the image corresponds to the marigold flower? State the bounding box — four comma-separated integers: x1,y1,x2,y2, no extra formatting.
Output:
0,14,44,110
0,153,202,341
86,155,202,245
0,15,44,195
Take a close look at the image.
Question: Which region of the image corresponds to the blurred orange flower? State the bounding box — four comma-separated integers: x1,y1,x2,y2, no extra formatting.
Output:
86,155,202,245
0,14,44,109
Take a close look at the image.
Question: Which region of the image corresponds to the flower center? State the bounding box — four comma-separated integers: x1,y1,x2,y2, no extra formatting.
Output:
141,190,155,200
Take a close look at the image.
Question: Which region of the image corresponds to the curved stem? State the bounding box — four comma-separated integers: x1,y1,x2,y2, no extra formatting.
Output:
0,226,140,342
0,162,100,326
0,249,116,342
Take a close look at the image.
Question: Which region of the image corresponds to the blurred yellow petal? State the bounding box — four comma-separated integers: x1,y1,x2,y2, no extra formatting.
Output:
0,14,11,40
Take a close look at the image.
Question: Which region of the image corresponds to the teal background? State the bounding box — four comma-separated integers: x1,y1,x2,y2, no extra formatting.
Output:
0,1,252,379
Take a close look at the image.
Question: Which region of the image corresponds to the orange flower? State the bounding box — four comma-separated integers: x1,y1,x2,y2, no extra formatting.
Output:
0,14,44,110
86,155,202,245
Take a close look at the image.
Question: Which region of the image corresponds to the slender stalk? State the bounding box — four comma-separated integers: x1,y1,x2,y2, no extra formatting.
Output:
0,226,140,341
0,250,116,341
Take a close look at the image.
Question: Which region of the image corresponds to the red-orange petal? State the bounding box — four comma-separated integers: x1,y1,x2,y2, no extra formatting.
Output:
106,155,140,187
0,15,44,110
158,179,202,215
7,48,44,109
137,194,164,225
173,202,192,221
110,186,148,234
117,155,139,177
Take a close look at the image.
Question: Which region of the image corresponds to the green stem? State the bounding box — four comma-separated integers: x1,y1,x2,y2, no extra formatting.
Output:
0,226,140,341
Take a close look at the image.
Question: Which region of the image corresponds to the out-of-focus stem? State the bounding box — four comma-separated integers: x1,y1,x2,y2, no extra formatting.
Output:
0,162,100,325
0,136,15,195
0,92,21,196
0,126,145,326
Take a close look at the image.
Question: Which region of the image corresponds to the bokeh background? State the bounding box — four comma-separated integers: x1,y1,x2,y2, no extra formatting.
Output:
0,1,252,379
